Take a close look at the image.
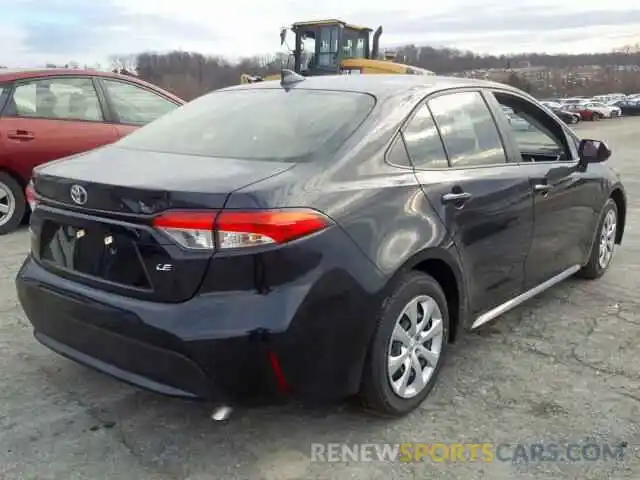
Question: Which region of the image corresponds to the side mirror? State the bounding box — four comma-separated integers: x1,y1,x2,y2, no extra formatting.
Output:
578,139,611,164
280,27,287,46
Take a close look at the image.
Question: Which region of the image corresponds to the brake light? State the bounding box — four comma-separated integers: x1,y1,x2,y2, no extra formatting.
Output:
25,181,38,211
216,209,332,249
152,209,332,250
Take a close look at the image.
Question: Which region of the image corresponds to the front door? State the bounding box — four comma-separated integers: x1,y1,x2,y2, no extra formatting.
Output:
403,90,535,316
485,89,601,288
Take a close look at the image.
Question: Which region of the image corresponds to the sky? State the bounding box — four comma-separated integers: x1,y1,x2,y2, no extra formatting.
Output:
2,0,640,67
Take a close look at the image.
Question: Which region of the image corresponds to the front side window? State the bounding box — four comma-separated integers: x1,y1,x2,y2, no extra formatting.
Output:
6,77,103,121
116,89,376,162
492,91,571,162
102,79,178,125
428,91,506,167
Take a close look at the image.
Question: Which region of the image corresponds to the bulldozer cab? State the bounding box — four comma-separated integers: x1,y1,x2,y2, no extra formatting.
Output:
286,20,378,75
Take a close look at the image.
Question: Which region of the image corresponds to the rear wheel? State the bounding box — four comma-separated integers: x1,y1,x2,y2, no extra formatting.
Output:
0,172,26,235
592,112,602,121
577,198,617,279
360,272,449,416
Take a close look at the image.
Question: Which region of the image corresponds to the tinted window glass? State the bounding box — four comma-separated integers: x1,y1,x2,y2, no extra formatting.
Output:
117,89,375,162
402,103,448,169
9,77,103,121
493,91,570,161
102,79,177,125
386,135,412,167
428,91,506,167
0,85,8,111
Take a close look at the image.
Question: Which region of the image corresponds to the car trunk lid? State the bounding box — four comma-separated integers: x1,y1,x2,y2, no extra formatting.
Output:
30,146,294,303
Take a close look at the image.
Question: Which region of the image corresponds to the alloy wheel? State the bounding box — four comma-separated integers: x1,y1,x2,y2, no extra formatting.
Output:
599,209,617,269
0,183,15,227
387,295,444,399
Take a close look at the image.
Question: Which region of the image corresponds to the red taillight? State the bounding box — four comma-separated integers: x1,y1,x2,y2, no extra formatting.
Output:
151,209,332,250
215,209,331,249
25,181,38,211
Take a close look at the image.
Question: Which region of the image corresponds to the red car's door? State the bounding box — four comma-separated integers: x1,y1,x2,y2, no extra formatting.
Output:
0,76,119,182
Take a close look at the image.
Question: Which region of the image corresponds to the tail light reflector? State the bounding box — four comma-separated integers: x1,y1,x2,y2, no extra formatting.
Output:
152,209,332,250
152,211,216,250
25,181,38,211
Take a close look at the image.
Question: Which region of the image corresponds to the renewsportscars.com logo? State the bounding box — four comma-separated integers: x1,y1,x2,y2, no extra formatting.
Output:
310,442,628,463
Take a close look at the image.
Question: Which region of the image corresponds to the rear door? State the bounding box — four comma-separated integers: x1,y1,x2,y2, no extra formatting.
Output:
0,76,118,181
485,89,602,289
405,89,535,316
96,78,181,138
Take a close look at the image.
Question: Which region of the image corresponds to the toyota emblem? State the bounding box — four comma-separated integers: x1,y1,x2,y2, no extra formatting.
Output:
70,184,88,205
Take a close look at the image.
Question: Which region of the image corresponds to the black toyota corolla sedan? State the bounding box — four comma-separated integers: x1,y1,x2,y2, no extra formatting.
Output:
16,72,626,417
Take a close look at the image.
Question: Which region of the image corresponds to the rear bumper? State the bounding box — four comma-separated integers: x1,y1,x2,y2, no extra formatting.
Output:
16,251,383,403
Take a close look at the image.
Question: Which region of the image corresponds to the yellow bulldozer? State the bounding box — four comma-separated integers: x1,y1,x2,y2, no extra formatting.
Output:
240,19,434,83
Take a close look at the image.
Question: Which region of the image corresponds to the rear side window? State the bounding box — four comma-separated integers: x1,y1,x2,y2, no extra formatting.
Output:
428,91,506,167
402,103,448,169
116,89,375,161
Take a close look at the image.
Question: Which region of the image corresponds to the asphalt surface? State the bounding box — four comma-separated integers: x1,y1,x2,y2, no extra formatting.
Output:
2,117,640,480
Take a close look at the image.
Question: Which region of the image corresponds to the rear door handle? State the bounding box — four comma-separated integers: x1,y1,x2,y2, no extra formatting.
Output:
441,191,473,204
7,130,35,141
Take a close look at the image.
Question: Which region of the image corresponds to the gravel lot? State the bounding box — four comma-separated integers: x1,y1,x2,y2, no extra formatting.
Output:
2,117,640,480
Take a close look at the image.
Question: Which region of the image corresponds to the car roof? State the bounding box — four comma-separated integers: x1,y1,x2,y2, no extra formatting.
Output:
218,74,526,100
0,68,184,103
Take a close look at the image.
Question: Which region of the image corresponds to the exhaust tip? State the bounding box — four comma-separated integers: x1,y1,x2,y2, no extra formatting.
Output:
211,405,233,421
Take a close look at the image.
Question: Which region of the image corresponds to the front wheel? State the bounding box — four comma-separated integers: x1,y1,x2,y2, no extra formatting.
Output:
577,198,617,279
592,112,602,121
360,272,449,416
0,172,26,235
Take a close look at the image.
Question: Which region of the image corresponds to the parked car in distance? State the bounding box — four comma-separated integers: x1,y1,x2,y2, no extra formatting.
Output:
540,101,580,124
500,105,532,130
616,100,640,116
540,101,563,109
564,104,599,121
560,97,587,106
552,107,581,124
577,101,622,119
0,68,185,234
16,73,626,418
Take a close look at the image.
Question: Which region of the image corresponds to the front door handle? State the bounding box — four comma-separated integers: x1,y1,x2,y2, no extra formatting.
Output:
533,183,552,193
7,130,35,141
442,191,473,204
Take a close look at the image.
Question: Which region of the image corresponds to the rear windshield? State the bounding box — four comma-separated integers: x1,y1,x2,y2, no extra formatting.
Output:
116,88,376,161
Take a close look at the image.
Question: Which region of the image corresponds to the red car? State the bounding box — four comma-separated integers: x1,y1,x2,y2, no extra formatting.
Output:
0,69,184,233
564,104,599,121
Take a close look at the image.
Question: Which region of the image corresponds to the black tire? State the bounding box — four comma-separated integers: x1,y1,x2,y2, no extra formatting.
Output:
576,198,618,280
592,112,602,121
360,271,450,417
0,172,26,235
